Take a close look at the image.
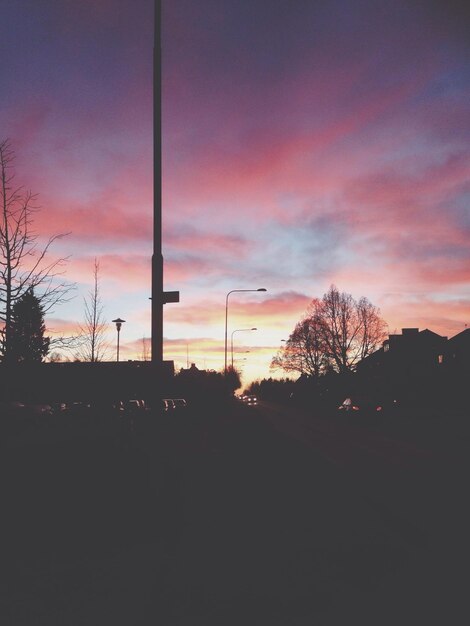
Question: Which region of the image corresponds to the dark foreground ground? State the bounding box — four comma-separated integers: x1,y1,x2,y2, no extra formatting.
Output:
1,401,469,624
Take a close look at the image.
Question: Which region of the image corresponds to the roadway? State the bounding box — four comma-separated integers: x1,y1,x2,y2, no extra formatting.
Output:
2,400,468,624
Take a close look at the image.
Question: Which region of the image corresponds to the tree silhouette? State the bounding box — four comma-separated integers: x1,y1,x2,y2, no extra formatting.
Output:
9,288,50,363
320,286,387,373
78,258,108,362
272,285,387,376
0,139,74,362
271,299,329,376
224,365,242,393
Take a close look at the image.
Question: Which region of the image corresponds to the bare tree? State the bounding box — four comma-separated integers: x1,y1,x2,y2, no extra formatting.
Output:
272,286,387,376
0,139,74,362
356,296,388,361
320,285,387,373
78,258,108,362
271,300,329,376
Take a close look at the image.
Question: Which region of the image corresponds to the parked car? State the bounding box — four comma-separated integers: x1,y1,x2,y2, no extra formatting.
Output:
1,401,26,415
123,399,146,415
375,398,400,415
159,399,170,413
111,400,125,414
337,396,390,416
51,402,67,414
337,397,360,412
66,401,91,416
29,403,53,416
163,399,176,411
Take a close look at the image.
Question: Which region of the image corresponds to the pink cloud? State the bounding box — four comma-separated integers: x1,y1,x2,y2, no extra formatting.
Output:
345,151,470,222
46,318,81,335
164,257,222,284
29,157,153,245
325,252,470,304
166,227,251,257
228,292,311,322
163,71,434,224
164,300,226,327
384,297,470,339
167,291,310,331
69,254,150,291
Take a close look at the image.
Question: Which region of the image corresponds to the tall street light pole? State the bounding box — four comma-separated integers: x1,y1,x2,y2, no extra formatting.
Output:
112,318,126,362
152,0,163,364
231,328,257,369
224,288,266,373
152,0,179,364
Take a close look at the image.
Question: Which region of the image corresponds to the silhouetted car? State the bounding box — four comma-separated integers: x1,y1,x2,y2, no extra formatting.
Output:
51,402,67,414
1,401,26,415
159,399,170,413
66,401,91,416
244,395,258,406
337,397,360,413
163,399,176,411
29,403,53,416
337,396,391,417
108,400,124,415
123,399,146,415
375,398,400,415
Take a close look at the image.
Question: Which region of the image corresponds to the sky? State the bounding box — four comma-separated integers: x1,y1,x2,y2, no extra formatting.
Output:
1,0,469,385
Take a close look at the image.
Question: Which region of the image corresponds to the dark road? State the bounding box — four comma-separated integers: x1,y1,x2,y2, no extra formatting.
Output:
2,401,468,624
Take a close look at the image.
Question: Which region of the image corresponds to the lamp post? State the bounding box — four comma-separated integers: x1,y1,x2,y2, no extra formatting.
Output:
224,288,266,373
112,318,126,362
231,328,257,369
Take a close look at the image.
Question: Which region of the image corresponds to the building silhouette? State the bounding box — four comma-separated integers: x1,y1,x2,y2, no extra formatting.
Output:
356,327,468,411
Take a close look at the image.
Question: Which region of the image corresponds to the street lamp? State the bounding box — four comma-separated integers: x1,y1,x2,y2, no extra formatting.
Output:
231,328,257,369
224,288,266,373
112,318,126,362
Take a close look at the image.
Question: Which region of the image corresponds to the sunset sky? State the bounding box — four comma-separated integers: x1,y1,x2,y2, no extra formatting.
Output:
1,0,469,384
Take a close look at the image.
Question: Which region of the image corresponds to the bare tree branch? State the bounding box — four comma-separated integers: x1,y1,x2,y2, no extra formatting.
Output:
272,286,388,377
0,139,75,362
77,258,109,362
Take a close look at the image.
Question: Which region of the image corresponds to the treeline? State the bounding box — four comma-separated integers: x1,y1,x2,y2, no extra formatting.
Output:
245,378,296,404
169,365,241,406
247,371,357,409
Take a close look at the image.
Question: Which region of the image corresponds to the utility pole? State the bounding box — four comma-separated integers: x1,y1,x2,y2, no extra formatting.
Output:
152,0,179,363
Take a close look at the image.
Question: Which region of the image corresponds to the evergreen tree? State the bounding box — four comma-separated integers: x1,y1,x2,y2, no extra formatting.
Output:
9,289,50,363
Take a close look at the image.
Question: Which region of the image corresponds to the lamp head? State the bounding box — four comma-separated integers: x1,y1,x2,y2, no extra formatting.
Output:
112,318,126,332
